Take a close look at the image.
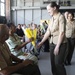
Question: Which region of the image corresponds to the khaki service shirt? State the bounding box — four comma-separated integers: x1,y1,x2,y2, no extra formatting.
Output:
47,12,66,44
66,20,75,38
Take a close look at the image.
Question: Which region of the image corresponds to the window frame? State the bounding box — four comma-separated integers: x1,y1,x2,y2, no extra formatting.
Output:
0,0,5,16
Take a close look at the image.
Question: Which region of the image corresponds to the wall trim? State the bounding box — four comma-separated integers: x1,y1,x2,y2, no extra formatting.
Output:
11,6,75,10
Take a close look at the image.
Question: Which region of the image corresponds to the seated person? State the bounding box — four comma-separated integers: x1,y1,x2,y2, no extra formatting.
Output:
16,24,24,39
0,24,41,75
6,23,38,64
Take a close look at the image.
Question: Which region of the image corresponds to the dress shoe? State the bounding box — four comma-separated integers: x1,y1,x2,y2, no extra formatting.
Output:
68,62,71,65
64,61,71,66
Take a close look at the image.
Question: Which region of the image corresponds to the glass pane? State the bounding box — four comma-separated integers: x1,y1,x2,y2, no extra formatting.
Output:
1,3,5,16
1,0,5,2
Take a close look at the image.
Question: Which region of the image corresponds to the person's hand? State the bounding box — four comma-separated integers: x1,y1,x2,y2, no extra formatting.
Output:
22,59,34,66
30,37,34,41
37,42,43,48
27,37,34,43
23,53,28,56
54,46,59,56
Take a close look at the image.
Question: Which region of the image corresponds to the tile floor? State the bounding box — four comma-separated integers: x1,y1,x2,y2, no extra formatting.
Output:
38,51,75,75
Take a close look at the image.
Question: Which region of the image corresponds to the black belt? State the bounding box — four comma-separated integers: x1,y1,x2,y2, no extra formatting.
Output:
49,35,53,37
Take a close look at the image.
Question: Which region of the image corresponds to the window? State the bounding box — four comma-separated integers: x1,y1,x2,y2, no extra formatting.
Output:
1,3,5,16
1,0,5,2
0,0,5,16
